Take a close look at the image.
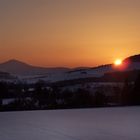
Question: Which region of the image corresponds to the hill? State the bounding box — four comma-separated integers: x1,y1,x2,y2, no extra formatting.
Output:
0,59,70,76
124,54,140,63
0,54,140,83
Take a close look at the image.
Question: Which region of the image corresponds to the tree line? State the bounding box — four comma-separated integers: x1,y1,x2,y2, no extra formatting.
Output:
0,73,140,111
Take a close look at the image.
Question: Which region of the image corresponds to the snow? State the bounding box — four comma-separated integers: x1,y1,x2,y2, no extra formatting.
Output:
0,107,140,140
14,62,140,83
17,69,108,83
1,61,140,84
2,98,16,105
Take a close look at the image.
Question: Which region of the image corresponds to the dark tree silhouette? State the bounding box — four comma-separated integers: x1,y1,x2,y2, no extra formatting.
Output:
121,79,132,105
94,91,107,107
33,80,50,108
131,74,140,105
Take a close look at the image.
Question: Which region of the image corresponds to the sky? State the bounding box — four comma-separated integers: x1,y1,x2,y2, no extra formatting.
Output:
0,0,140,67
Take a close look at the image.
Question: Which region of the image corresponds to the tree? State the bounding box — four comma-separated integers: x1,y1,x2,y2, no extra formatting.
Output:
73,88,94,108
94,91,107,107
0,82,9,98
121,79,132,105
131,74,140,105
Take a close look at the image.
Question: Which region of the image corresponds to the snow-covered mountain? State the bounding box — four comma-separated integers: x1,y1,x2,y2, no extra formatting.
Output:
0,59,70,76
0,54,140,83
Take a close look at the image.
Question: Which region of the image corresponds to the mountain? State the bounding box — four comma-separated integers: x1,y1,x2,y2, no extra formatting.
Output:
58,54,140,83
122,54,140,71
0,59,70,76
0,54,140,83
0,59,113,83
123,54,140,63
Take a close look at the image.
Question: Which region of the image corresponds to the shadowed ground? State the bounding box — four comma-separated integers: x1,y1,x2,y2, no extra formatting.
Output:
0,107,140,140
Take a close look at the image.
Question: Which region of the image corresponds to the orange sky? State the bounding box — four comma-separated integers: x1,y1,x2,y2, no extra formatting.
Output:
0,0,140,67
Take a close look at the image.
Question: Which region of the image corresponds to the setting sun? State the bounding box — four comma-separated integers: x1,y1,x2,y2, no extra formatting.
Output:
114,59,122,66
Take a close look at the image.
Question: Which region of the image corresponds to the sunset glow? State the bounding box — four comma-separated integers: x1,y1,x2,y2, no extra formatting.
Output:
0,0,140,67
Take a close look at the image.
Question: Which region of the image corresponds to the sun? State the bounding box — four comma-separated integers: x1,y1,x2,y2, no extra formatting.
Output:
114,59,122,66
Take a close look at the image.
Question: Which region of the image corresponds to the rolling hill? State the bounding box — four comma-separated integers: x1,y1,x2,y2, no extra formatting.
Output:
0,59,70,76
0,54,140,83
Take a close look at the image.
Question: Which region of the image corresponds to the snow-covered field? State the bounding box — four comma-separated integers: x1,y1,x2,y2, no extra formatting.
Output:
0,107,140,140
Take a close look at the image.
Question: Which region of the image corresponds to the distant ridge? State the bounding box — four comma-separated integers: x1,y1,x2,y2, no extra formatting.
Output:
0,54,140,81
0,59,70,75
123,54,140,63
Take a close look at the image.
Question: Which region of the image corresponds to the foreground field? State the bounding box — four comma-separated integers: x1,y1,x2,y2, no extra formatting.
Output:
0,107,140,140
